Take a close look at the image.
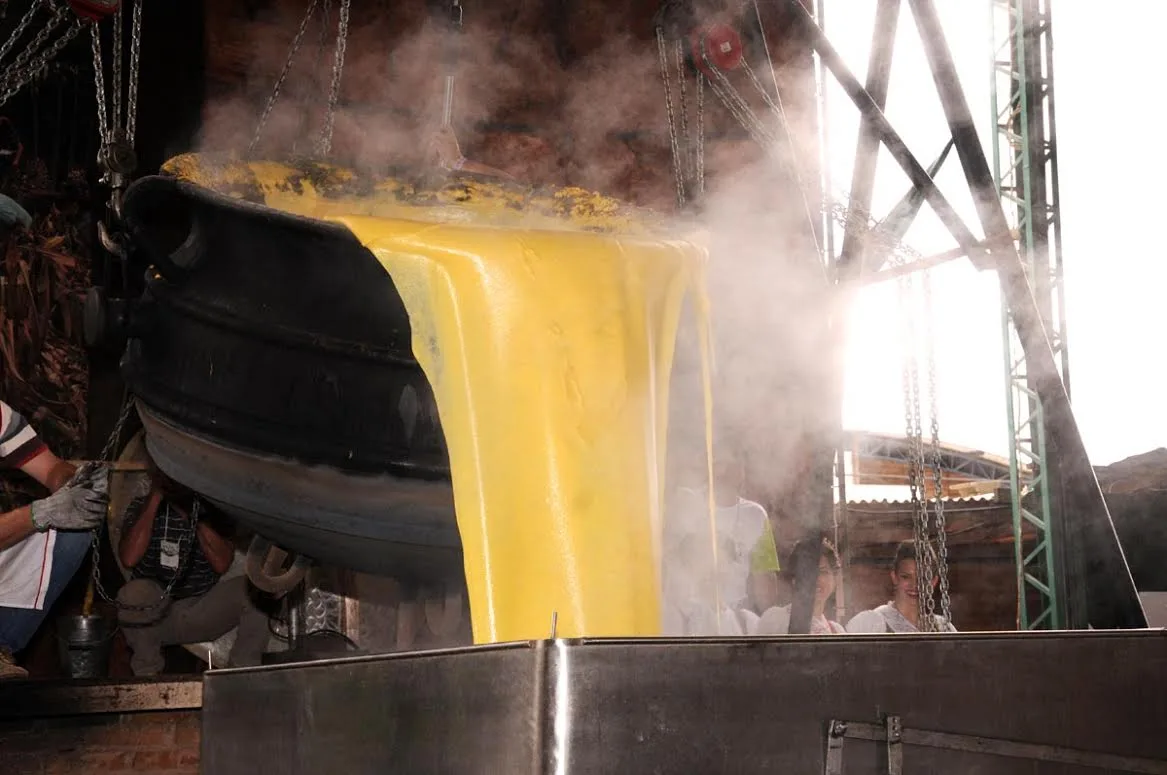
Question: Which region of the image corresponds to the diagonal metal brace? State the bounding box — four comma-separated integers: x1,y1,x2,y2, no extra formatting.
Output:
837,0,901,278
779,0,993,271
906,0,1144,629
780,0,1146,630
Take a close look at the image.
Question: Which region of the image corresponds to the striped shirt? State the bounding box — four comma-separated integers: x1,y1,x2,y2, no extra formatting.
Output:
0,401,47,469
125,494,221,600
0,399,56,610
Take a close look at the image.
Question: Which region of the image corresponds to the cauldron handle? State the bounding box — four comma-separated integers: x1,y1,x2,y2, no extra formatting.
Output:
123,176,207,283
245,535,312,597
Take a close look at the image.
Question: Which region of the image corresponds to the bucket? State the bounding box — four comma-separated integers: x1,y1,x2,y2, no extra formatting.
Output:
57,615,114,679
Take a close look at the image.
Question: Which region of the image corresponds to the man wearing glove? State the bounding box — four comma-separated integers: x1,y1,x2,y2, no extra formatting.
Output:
0,400,109,679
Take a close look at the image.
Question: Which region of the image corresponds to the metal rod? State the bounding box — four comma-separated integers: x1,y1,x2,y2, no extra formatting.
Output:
441,0,462,129
885,716,903,775
68,460,148,472
441,74,455,127
836,720,1167,774
812,0,849,613
1041,0,1071,396
787,531,825,635
824,721,846,775
860,244,970,285
287,583,306,652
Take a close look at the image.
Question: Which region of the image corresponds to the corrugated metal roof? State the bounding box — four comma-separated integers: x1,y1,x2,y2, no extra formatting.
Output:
845,496,1003,507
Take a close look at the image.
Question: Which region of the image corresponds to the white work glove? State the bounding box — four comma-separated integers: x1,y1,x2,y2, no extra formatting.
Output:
30,462,110,532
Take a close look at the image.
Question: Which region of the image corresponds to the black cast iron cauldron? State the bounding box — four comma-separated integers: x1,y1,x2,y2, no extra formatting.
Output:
118,174,460,581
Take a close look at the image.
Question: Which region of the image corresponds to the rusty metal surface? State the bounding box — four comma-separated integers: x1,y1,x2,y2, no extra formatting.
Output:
0,677,202,719
202,631,1167,775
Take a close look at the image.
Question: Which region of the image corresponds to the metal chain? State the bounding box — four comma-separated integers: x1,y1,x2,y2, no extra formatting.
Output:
899,272,938,632
739,56,822,255
88,397,132,607
672,39,693,192
126,0,141,141
249,0,319,157
922,271,952,624
1,4,63,83
97,395,133,462
695,71,704,197
703,58,774,146
3,4,60,73
90,23,108,144
292,0,331,155
0,0,42,64
314,0,349,157
111,4,121,137
88,397,202,611
654,26,686,208
314,0,332,76
87,2,142,144
0,16,78,109
828,195,923,270
660,34,925,269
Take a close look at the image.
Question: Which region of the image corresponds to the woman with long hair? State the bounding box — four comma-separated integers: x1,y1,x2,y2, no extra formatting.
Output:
754,538,845,635
845,540,957,633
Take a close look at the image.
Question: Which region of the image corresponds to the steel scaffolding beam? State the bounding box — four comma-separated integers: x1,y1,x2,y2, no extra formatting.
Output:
989,0,1066,629
794,0,1143,628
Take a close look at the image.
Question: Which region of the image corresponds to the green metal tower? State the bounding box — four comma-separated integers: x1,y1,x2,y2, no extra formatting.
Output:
989,0,1068,629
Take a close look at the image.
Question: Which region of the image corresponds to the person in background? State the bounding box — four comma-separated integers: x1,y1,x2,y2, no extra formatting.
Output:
116,455,269,675
0,399,109,679
755,537,845,635
661,452,770,636
846,540,957,633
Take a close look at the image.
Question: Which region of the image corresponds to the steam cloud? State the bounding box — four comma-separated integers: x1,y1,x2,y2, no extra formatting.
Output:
199,1,833,525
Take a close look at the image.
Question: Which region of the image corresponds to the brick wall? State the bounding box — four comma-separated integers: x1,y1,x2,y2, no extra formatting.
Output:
845,556,1018,632
0,710,200,775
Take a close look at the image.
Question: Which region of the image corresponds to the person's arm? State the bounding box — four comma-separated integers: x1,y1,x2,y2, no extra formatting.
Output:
0,504,35,550
0,453,88,550
20,450,75,493
194,507,235,575
119,490,161,569
0,402,74,548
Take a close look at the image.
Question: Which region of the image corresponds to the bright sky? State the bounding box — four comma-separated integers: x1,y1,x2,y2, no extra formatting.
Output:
829,0,1167,467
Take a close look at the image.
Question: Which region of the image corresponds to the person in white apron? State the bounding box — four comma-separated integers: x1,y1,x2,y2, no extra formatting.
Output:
845,540,957,633
0,400,109,679
755,537,846,636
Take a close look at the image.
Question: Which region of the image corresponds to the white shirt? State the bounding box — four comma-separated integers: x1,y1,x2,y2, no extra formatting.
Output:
846,603,957,633
755,604,845,635
0,400,56,610
661,487,769,636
